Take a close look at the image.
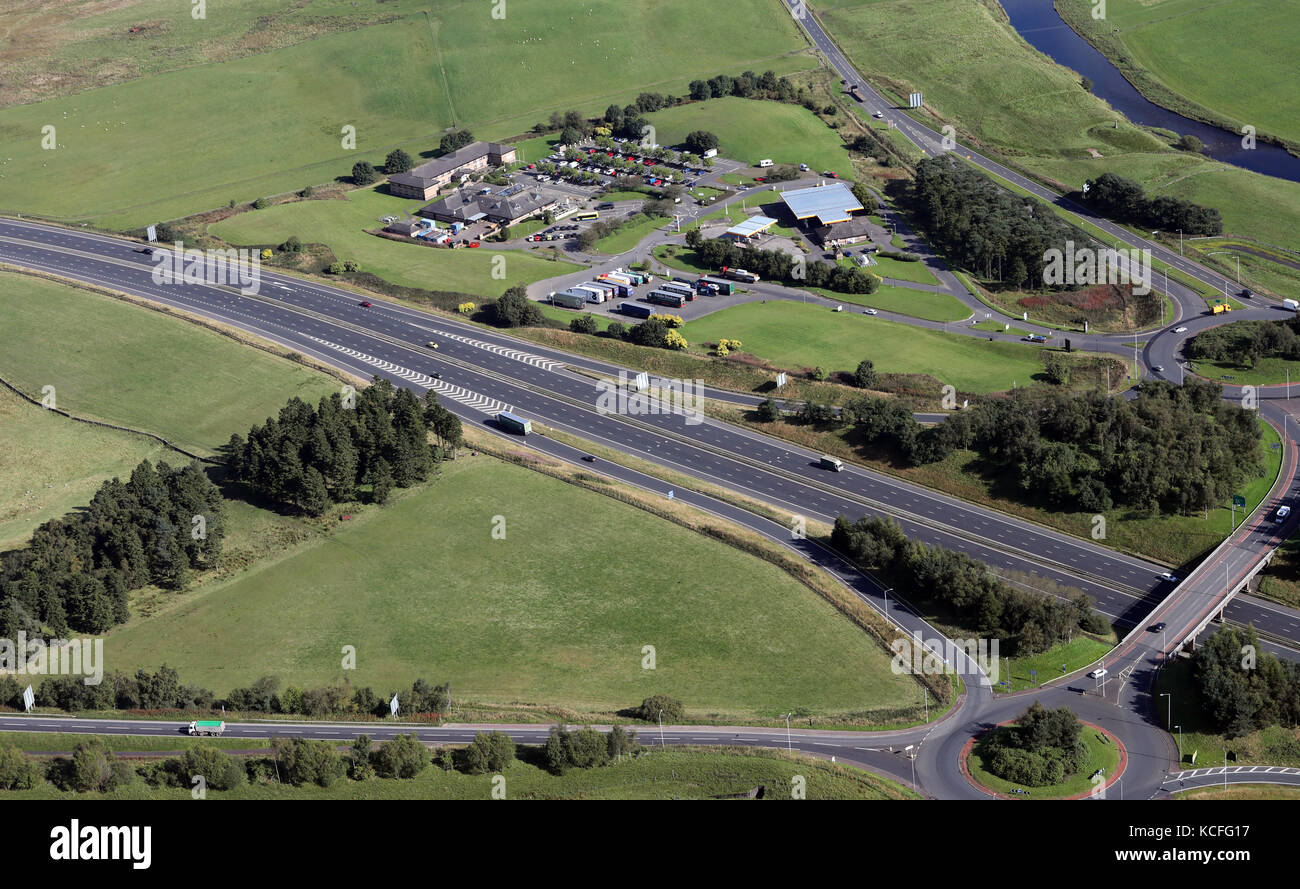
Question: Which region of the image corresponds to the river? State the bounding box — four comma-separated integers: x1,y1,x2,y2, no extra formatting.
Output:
999,0,1300,183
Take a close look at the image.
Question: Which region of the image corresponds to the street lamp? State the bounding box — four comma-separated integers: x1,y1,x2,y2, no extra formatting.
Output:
1175,724,1183,761
658,709,665,747
783,712,793,752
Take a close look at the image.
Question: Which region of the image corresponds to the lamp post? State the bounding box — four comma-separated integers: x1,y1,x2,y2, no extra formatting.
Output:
1175,724,1183,762
783,712,793,752
658,709,665,747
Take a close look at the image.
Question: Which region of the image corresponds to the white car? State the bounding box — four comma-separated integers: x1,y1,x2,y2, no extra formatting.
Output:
1160,572,1179,583
1276,505,1292,524
1174,326,1188,333
864,308,878,315
872,110,884,119
1089,668,1108,680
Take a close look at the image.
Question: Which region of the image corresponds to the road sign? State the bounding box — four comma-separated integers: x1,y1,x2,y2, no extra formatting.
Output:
908,92,923,108
390,694,399,716
633,371,649,391
776,372,787,388
22,685,33,712
1232,495,1246,508
145,225,157,242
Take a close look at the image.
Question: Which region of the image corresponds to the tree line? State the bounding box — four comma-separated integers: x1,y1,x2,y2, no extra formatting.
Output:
831,514,1109,656
894,156,1086,288
684,229,879,294
0,460,224,637
823,380,1261,517
1187,317,1300,369
1078,172,1222,236
227,379,462,515
1192,625,1300,737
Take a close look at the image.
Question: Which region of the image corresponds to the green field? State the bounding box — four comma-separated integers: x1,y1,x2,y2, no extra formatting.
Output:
0,747,917,800
869,255,940,286
812,283,970,322
104,457,924,722
0,273,338,457
647,97,853,178
207,187,580,296
817,0,1300,251
0,0,813,228
1058,0,1300,150
0,388,168,551
684,301,1048,392
593,213,670,255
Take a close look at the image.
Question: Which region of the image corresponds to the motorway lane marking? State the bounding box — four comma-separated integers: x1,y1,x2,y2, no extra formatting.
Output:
303,335,513,416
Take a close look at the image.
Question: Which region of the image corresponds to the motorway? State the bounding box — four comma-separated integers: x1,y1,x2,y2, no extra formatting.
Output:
2,5,1300,799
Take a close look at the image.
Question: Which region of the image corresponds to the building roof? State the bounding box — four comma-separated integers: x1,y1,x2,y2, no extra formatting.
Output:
725,215,778,238
388,141,516,188
418,188,555,223
816,215,876,242
778,182,863,225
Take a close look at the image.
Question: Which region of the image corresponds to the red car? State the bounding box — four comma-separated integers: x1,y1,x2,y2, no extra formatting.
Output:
359,301,372,307
754,177,767,183
467,241,480,248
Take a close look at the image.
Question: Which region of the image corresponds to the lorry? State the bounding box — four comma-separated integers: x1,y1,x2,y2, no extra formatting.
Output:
551,291,587,309
660,281,695,299
574,284,608,304
647,290,686,308
188,720,225,736
497,411,532,435
722,267,760,283
819,456,844,472
1285,299,1299,312
698,275,735,295
621,302,654,319
1210,302,1231,315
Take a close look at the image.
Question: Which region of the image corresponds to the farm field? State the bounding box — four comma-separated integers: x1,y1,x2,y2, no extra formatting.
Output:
647,97,854,178
208,187,581,296
0,0,814,228
685,301,1047,392
817,0,1300,252
0,272,339,457
1057,0,1300,149
0,748,917,800
104,456,925,723
0,387,168,551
